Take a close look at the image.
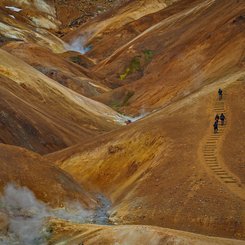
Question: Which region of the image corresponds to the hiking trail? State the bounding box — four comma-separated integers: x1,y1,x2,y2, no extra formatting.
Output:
201,92,245,201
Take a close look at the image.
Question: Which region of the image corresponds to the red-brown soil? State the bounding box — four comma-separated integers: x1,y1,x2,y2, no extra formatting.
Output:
47,78,245,239
2,42,110,97
0,144,96,208
86,0,244,115
0,0,244,243
0,49,121,154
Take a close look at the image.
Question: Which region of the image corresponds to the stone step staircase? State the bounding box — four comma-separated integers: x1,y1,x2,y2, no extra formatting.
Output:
202,94,245,198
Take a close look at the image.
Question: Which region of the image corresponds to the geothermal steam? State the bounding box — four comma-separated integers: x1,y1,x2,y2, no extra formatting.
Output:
0,184,96,244
68,36,91,54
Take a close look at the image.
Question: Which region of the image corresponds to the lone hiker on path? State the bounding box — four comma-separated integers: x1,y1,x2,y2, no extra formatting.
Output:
220,113,226,125
218,88,223,100
215,114,220,122
125,119,132,125
213,120,218,133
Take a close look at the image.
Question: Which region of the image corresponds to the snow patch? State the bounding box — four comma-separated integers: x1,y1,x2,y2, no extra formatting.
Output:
88,81,109,91
88,81,103,89
5,0,55,16
0,22,26,40
0,22,65,52
9,15,16,19
5,6,22,12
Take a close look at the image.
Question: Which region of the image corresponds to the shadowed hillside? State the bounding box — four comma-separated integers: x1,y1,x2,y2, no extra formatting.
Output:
2,42,110,97
0,49,122,154
0,144,96,208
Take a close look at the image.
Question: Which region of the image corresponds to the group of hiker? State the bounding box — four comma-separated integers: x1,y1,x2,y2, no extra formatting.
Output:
213,88,226,133
124,88,226,130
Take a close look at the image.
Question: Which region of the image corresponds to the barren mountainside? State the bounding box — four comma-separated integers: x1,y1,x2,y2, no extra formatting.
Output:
0,0,244,244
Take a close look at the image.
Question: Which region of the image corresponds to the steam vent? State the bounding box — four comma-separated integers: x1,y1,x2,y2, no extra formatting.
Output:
0,0,244,244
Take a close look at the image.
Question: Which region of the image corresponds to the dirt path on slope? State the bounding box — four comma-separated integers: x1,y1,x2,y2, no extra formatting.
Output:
200,92,245,201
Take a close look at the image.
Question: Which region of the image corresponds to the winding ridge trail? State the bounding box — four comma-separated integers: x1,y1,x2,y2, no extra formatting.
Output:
202,92,245,201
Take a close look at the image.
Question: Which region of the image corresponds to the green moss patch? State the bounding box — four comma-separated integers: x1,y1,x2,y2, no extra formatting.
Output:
119,50,154,80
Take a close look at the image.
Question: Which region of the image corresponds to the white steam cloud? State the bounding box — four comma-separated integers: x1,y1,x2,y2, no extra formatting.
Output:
67,36,91,54
1,184,50,244
126,108,148,123
0,184,110,244
115,108,149,125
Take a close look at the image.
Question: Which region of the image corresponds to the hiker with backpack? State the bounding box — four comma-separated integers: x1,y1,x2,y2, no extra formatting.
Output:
213,120,218,133
220,113,225,125
218,88,223,100
215,114,220,122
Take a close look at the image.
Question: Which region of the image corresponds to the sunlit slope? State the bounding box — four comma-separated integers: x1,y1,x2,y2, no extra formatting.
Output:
0,49,121,154
63,0,178,47
47,77,245,239
0,144,96,208
84,0,188,64
0,0,59,29
91,0,245,115
50,221,245,245
0,0,65,52
2,42,110,97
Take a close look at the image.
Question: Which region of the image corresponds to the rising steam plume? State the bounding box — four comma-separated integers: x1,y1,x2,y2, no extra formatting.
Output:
0,184,110,245
67,36,91,54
